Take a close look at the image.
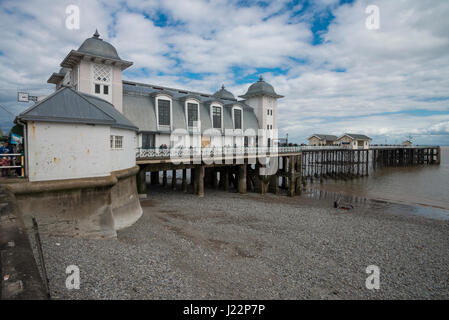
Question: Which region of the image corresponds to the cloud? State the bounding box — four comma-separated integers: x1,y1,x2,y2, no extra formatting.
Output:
0,0,448,145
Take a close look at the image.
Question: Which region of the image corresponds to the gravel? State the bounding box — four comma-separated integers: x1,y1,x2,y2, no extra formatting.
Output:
29,185,449,299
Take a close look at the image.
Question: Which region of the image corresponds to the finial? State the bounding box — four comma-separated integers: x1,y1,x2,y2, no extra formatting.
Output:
259,75,263,81
93,29,100,38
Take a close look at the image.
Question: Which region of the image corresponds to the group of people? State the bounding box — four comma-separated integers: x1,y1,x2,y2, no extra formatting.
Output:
0,141,22,177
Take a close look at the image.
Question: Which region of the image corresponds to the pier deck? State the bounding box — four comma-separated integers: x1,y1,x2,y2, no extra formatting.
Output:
135,146,441,197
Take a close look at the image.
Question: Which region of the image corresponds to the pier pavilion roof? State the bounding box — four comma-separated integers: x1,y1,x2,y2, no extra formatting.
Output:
339,133,372,141
308,134,338,141
59,31,133,71
122,81,259,134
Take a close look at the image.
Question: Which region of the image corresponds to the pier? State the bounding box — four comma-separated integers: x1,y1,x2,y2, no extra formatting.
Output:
136,146,441,197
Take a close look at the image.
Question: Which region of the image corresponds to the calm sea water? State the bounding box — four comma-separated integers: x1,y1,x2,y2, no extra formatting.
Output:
311,146,449,211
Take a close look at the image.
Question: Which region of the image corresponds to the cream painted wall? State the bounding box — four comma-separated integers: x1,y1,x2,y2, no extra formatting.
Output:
27,121,136,182
27,121,111,181
76,59,123,113
244,95,279,147
110,127,136,172
308,137,321,146
78,59,91,94
112,67,123,113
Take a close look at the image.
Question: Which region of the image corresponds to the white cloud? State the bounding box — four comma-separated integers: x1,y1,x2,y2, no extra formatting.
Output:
0,0,448,145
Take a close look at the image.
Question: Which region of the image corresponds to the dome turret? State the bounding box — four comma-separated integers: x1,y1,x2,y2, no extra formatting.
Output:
213,85,236,101
239,75,283,99
77,30,121,60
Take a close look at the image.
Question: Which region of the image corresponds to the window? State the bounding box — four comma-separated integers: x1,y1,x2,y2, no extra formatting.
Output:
234,109,242,129
142,133,155,148
267,125,270,130
104,85,109,95
95,84,101,94
212,106,221,128
270,110,273,116
110,135,123,149
187,103,198,127
93,64,112,83
158,99,171,126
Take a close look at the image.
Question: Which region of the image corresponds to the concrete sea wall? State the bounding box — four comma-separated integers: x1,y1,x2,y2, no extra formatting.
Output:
6,166,142,239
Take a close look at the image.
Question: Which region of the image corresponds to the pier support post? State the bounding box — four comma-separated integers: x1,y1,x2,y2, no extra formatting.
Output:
282,157,288,188
288,156,295,197
162,170,167,187
190,168,195,186
436,147,441,165
194,166,205,197
224,167,230,191
213,169,219,189
365,150,369,176
151,171,159,185
238,164,247,194
171,170,177,190
182,169,187,192
268,173,279,195
295,155,302,195
137,167,147,194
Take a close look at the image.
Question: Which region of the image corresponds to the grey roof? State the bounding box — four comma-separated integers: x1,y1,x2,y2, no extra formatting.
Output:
17,87,138,131
239,75,283,99
212,85,236,101
60,31,133,71
340,133,372,141
47,68,70,84
78,30,121,60
308,134,338,141
122,81,259,134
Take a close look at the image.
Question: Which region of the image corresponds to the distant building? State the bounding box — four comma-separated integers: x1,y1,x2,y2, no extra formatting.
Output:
307,134,338,146
337,133,372,149
402,140,412,146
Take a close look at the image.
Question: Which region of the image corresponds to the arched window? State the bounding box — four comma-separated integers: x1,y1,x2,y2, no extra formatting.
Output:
232,106,243,130
185,99,200,129
210,103,223,130
155,94,173,130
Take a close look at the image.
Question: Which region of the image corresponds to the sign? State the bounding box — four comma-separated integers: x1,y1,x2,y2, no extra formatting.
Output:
18,92,29,102
11,133,23,144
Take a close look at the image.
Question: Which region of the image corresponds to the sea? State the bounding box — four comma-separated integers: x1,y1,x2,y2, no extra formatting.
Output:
307,146,449,220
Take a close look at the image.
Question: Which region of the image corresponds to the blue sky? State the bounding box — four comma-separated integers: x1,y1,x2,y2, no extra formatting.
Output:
0,0,448,145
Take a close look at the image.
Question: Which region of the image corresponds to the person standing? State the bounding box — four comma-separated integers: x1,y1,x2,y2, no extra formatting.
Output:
0,141,13,177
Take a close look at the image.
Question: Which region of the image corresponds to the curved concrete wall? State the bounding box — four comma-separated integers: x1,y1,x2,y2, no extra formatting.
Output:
8,166,142,239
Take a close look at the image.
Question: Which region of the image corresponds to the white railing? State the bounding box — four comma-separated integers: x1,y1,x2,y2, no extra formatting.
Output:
136,145,439,159
0,153,25,177
370,145,437,149
137,145,348,159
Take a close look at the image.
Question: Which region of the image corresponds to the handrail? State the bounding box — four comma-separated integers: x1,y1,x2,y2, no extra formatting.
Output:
136,145,440,160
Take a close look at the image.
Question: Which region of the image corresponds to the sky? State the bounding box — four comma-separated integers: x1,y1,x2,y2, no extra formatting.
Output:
0,0,448,145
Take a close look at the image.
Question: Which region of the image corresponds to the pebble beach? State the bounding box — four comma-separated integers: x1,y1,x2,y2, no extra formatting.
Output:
30,186,449,299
